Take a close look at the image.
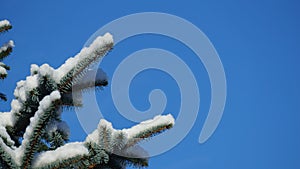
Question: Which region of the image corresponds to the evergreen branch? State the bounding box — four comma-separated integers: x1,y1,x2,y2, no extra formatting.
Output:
0,66,7,79
0,40,14,62
0,126,15,147
44,120,70,150
57,33,113,93
0,92,7,101
124,114,175,147
0,138,18,169
32,142,90,169
20,91,61,169
71,78,108,93
0,62,10,70
0,30,175,168
10,74,58,146
0,20,12,33
47,155,89,169
71,68,108,93
0,20,12,103
60,68,108,107
83,115,174,168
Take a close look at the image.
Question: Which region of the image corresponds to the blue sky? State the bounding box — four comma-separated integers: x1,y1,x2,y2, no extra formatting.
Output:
1,1,300,169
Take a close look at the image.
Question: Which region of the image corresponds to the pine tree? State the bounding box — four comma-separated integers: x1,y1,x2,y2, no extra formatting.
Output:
0,29,174,168
0,19,14,101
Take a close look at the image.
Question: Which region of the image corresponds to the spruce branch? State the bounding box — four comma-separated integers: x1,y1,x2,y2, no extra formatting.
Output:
124,114,175,148
0,138,18,169
32,115,174,169
0,62,10,70
32,142,90,169
0,40,14,62
0,20,12,33
0,93,7,101
0,31,175,168
20,91,61,169
57,33,113,93
0,19,13,102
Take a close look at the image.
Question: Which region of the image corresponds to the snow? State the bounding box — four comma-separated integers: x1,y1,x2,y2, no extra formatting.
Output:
13,75,38,102
0,112,18,164
30,64,39,75
39,64,54,77
0,126,15,145
0,20,11,28
122,114,175,138
50,90,61,100
11,99,21,112
0,137,17,164
10,99,22,123
0,66,7,75
0,62,8,74
24,75,39,91
11,73,40,119
85,129,99,144
32,142,89,168
0,112,14,126
0,40,14,53
11,72,39,120
53,33,113,83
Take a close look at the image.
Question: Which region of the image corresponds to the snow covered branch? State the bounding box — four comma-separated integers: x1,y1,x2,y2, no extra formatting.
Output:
0,31,175,168
57,33,113,93
0,19,13,101
20,91,61,168
32,142,89,169
0,20,12,33
31,114,175,169
0,40,14,61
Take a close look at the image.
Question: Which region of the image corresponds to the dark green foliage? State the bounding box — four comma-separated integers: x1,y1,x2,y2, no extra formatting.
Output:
0,20,13,101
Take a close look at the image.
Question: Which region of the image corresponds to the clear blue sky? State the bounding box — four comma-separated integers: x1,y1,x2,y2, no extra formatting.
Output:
1,1,300,169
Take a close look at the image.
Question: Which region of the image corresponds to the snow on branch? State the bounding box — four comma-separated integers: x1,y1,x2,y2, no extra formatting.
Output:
0,137,18,168
0,20,10,27
31,114,175,168
5,33,113,146
0,40,14,61
0,62,10,70
123,114,175,138
0,112,15,145
55,33,113,90
86,114,175,153
0,40,14,55
0,31,175,168
18,91,61,168
32,142,88,168
0,112,14,127
0,20,12,33
0,66,7,79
